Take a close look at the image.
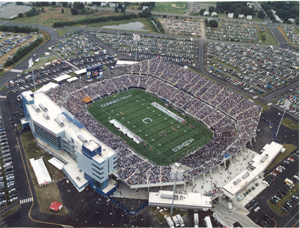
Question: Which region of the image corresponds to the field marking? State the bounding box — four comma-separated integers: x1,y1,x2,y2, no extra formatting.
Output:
90,90,212,162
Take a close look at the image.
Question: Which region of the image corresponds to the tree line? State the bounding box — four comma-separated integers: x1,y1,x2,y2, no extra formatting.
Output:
261,1,299,24
0,25,38,33
4,37,43,67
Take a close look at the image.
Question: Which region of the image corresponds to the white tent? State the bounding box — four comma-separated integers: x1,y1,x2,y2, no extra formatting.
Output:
30,158,52,186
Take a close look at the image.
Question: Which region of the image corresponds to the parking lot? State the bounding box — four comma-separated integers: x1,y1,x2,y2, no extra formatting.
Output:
206,23,265,42
91,30,195,60
52,31,103,59
158,17,203,37
205,43,299,96
0,113,19,208
273,89,299,116
281,26,299,46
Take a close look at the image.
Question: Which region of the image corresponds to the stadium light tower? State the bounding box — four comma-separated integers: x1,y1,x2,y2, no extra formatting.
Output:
276,99,291,138
133,34,140,62
170,171,178,215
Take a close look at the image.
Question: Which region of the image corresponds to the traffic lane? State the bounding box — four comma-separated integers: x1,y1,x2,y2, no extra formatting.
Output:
247,153,299,227
264,81,299,100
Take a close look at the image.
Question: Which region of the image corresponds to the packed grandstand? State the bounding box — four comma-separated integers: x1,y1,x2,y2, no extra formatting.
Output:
45,57,261,187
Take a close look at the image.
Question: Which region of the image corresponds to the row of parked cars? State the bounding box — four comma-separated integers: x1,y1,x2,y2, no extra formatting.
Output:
254,214,273,228
245,199,260,212
282,192,299,213
262,151,298,186
274,89,299,116
0,115,18,207
269,183,292,205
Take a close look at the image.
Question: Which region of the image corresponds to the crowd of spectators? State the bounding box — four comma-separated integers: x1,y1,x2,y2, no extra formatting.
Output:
44,57,261,187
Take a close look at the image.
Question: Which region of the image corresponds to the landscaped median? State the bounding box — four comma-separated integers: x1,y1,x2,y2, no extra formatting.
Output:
282,118,299,130
20,132,66,214
267,182,299,216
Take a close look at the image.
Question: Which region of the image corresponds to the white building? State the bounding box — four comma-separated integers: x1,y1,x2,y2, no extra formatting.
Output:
238,14,244,19
149,190,212,210
246,15,253,20
109,3,115,8
143,6,149,10
203,11,210,16
228,13,234,19
288,18,295,23
222,142,283,199
274,15,283,23
211,12,217,17
100,2,106,7
21,89,118,196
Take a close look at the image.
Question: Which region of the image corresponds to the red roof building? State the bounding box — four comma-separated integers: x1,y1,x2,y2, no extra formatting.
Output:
49,201,63,212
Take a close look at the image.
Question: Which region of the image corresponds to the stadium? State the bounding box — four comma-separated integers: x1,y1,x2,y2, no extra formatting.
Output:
29,57,261,191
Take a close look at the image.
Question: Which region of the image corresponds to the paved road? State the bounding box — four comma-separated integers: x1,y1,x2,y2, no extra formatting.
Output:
0,20,59,89
263,81,299,101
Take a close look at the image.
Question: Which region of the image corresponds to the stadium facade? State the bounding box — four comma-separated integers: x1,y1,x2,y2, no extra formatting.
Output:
21,90,117,196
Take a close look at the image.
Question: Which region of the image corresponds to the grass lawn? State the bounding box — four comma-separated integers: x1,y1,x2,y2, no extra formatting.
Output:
1,204,21,218
266,144,297,172
32,56,58,68
152,2,187,15
267,182,299,216
87,89,212,165
87,18,155,33
21,132,66,215
13,7,122,27
282,118,299,130
55,29,70,37
150,207,187,224
257,25,276,45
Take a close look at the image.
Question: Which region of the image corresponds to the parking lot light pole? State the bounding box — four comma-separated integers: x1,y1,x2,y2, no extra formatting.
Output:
276,99,290,138
29,58,36,91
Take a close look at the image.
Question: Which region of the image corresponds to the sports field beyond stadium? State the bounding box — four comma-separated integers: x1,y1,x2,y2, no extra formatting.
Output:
87,89,212,166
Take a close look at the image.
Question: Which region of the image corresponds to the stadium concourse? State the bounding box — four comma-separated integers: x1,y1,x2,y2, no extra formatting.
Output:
44,57,261,189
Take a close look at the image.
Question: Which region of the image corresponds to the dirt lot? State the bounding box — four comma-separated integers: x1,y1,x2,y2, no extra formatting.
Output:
0,32,39,67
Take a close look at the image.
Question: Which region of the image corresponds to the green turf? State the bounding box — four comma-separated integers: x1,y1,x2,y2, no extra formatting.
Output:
87,89,212,165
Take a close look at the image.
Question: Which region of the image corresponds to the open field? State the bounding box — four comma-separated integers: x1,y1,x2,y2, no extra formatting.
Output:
13,6,122,27
55,29,70,37
152,2,187,15
282,118,299,130
266,144,297,172
267,182,299,215
21,132,66,214
88,89,212,165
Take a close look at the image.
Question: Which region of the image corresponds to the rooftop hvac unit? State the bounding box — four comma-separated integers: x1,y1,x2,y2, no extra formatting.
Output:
161,194,178,200
260,154,268,163
76,177,80,181
77,134,87,144
42,113,50,120
242,172,250,179
39,103,48,112
32,104,40,113
233,178,241,185
54,118,64,127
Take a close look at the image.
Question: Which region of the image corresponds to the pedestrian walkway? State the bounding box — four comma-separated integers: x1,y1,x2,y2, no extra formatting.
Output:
20,197,33,204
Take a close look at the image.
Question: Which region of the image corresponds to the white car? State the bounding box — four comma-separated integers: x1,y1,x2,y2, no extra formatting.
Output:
254,207,260,212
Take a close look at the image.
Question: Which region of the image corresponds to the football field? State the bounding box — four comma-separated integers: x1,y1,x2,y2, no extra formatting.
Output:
87,89,212,165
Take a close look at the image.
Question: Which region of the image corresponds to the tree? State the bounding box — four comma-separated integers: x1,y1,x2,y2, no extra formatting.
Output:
121,7,126,13
266,10,274,20
258,10,265,19
52,2,56,6
114,5,119,13
200,9,204,15
62,2,68,7
118,4,122,9
295,17,299,25
234,8,242,18
61,8,64,13
261,34,266,42
208,6,215,13
71,8,78,15
209,20,218,27
18,13,23,18
16,2,23,5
